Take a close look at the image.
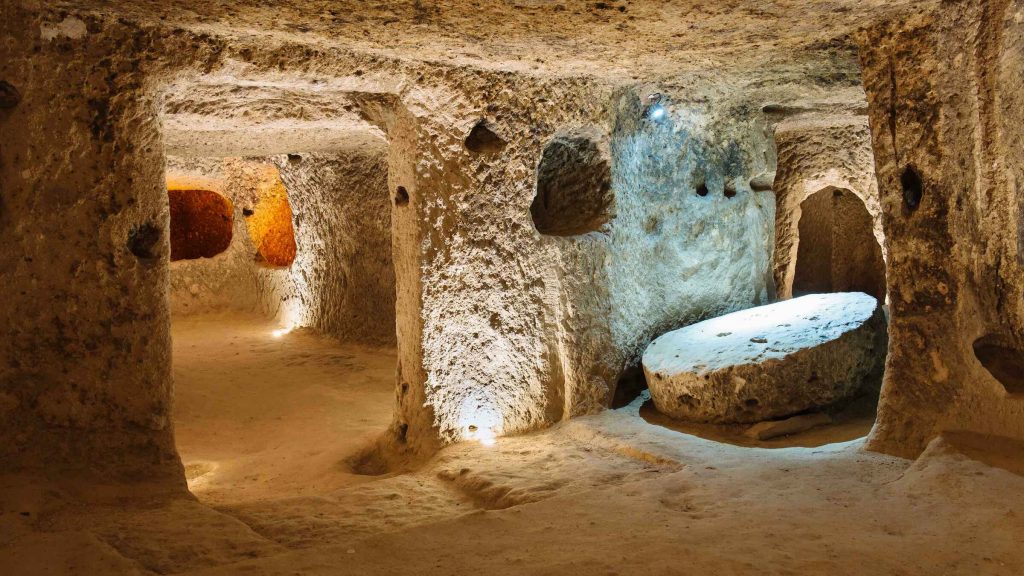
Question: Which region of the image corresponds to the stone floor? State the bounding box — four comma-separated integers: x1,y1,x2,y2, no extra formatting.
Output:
2,313,1022,575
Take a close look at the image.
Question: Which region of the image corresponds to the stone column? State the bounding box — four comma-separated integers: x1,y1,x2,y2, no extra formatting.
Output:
858,0,1024,457
0,7,182,485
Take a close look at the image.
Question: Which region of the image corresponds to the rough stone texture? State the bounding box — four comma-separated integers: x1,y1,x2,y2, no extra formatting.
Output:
530,129,613,236
7,4,1024,574
0,8,189,485
791,187,887,300
643,293,887,423
167,189,233,262
275,148,396,345
771,114,887,300
857,0,1024,458
972,336,1024,394
8,0,991,486
160,77,389,158
593,90,779,406
744,412,833,440
34,0,920,81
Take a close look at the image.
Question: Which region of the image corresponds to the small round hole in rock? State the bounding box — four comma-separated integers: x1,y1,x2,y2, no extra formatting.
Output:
724,184,737,199
696,182,709,197
901,165,923,212
128,222,163,260
394,186,410,206
464,120,506,154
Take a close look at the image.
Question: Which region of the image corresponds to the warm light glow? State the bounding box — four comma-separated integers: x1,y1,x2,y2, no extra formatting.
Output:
247,165,297,267
476,428,497,447
271,327,293,338
459,396,501,447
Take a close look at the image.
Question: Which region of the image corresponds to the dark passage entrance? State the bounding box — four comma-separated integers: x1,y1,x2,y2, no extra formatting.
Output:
793,188,885,300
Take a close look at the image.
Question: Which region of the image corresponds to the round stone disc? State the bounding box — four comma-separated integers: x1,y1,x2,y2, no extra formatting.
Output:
642,292,885,423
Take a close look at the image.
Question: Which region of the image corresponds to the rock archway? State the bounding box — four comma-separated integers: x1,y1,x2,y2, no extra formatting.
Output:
792,187,886,300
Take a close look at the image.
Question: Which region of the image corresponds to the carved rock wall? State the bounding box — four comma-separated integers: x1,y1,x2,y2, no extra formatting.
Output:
858,0,1024,457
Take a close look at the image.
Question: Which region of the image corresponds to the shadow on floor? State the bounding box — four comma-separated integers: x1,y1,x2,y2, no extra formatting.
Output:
635,391,879,449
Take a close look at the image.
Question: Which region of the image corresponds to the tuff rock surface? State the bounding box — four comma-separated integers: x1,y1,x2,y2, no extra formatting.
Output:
3,0,1023,483
643,293,887,423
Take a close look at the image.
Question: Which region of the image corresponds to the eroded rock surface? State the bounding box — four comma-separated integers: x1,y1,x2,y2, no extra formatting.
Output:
643,293,886,423
857,0,1024,458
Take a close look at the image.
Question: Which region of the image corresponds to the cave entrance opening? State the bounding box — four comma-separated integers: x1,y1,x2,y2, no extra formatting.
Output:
752,185,889,447
793,187,886,301
162,147,399,505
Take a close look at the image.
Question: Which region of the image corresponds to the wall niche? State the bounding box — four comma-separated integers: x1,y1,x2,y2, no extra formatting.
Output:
168,189,233,261
531,132,613,236
973,335,1024,395
246,170,297,267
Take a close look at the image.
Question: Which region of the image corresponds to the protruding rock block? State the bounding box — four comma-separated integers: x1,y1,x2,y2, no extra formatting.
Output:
643,293,886,423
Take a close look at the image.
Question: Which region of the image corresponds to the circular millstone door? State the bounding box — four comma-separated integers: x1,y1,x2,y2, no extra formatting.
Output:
642,293,886,424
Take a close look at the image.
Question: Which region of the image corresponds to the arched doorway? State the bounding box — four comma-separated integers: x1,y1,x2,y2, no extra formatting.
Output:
793,187,886,300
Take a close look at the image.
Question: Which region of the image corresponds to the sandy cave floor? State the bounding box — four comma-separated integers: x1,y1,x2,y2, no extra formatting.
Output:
171,313,398,505
2,313,1024,575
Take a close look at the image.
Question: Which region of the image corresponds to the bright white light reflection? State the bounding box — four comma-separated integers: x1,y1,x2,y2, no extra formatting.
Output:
271,327,293,338
699,294,833,335
459,397,501,447
647,104,666,121
464,422,498,447
476,428,497,447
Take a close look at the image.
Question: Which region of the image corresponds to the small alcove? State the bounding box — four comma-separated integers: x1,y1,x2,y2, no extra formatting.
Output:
168,188,234,261
530,134,613,236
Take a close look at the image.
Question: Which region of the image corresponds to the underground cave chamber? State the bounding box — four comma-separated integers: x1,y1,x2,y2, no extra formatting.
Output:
5,1,1024,572
544,92,894,447
162,138,401,499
